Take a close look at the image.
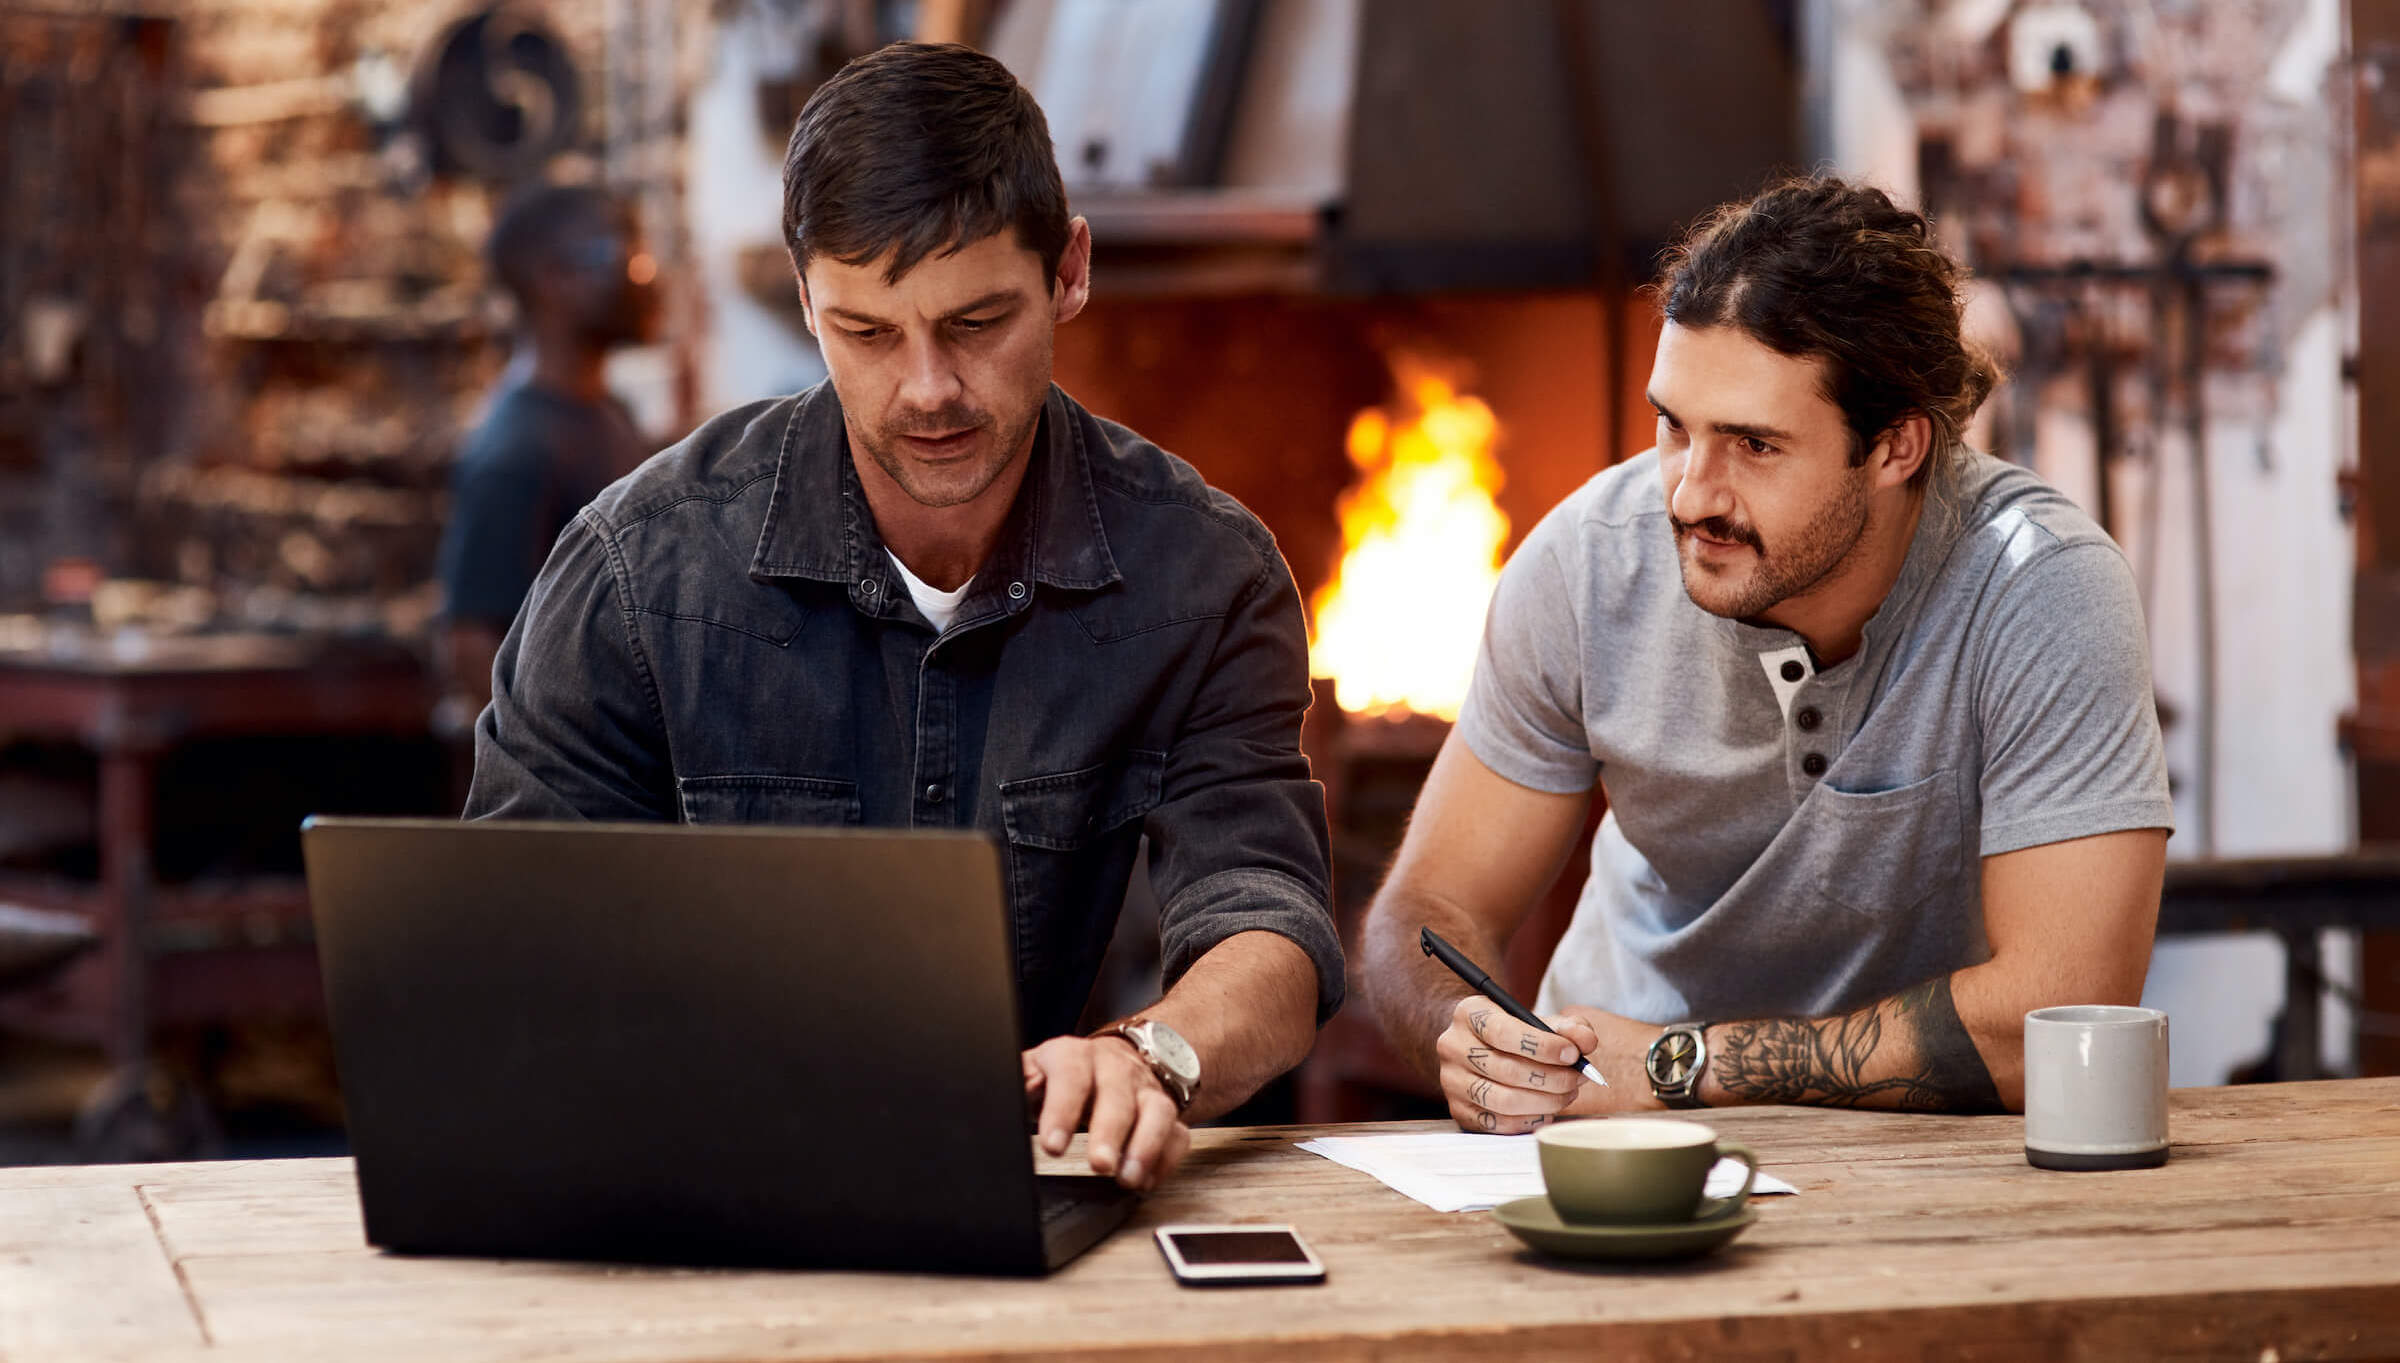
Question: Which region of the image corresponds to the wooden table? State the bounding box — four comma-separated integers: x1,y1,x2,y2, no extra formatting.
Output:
5,1078,2398,1362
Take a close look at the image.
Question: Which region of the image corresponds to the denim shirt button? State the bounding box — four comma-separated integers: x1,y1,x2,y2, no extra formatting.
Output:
923,783,944,804
1008,581,1028,601
859,579,878,596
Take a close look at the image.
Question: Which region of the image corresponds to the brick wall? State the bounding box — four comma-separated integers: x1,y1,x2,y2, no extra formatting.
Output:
1,0,695,634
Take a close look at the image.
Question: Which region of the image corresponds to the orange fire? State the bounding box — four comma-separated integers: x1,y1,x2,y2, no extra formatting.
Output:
1309,360,1509,720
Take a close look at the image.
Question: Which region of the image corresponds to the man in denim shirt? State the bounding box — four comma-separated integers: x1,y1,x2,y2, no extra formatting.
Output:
466,44,1340,1192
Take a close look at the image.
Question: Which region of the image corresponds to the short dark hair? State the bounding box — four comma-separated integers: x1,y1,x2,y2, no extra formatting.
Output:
487,182,622,306
781,42,1069,286
1656,175,1999,486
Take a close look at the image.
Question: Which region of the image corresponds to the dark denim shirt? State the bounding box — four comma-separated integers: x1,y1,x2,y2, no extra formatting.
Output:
465,382,1341,1042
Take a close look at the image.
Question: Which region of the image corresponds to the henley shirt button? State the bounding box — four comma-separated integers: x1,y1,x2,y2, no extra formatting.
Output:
923,783,944,804
1801,752,1827,777
1796,707,1822,732
1780,659,1805,683
1008,581,1028,600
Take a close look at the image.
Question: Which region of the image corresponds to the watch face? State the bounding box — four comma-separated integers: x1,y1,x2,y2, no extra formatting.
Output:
1650,1030,1700,1087
1144,1022,1201,1086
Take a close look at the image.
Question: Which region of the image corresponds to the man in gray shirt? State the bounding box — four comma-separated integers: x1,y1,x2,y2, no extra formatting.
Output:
1361,176,2172,1125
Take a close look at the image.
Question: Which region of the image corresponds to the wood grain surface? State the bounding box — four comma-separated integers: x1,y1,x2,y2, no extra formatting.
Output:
2,1078,2397,1362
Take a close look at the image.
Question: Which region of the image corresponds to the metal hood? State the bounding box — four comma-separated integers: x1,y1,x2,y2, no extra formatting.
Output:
989,0,1802,295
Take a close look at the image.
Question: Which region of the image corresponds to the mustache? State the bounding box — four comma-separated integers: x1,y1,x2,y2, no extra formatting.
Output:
889,405,990,437
1671,515,1764,552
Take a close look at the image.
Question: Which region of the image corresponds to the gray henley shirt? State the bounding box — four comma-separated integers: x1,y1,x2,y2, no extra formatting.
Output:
1455,449,2174,1025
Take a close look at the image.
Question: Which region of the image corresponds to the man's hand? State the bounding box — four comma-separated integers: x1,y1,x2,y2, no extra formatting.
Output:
1021,1034,1191,1191
1435,998,1599,1133
1438,999,1678,1130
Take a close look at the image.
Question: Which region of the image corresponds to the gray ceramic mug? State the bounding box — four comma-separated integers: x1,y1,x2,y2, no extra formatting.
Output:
2023,1005,2169,1171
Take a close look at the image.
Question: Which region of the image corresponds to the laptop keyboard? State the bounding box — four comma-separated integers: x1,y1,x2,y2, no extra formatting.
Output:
1033,1175,1139,1268
1039,1180,1122,1224
1037,1175,1136,1225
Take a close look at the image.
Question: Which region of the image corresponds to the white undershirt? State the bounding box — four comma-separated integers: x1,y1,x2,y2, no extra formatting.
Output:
886,550,974,632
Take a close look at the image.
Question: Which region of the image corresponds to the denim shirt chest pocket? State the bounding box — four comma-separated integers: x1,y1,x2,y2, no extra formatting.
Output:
997,750,1166,977
1798,767,1966,916
676,774,862,826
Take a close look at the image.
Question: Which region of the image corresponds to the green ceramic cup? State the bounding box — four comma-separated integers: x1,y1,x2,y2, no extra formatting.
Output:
1535,1118,1759,1226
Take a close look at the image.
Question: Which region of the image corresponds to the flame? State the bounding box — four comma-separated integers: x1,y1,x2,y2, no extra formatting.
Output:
1309,360,1509,720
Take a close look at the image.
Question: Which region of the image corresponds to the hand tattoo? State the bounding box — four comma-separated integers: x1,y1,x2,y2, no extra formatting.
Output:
1467,1047,1498,1079
1468,1008,1495,1043
1518,1034,1542,1057
1477,1109,1497,1131
1710,976,2003,1113
1523,1067,1545,1089
1468,1078,1495,1108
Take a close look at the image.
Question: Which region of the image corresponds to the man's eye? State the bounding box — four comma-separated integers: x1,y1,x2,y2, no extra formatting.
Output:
954,315,998,332
843,327,887,342
1740,436,1775,455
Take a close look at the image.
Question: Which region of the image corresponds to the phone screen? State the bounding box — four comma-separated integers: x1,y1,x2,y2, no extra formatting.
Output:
1161,1229,1312,1265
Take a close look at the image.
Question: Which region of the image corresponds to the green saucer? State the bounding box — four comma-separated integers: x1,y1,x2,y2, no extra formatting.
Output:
1491,1197,1758,1262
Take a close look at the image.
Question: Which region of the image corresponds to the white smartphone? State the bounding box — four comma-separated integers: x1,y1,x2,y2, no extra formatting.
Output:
1153,1223,1326,1286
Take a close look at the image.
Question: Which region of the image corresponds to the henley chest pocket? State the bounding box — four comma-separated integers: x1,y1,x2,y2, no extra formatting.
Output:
676,774,861,826
1804,768,1965,917
998,751,1166,851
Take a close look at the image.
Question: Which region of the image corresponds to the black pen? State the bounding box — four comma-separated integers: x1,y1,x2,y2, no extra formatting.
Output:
1420,926,1608,1087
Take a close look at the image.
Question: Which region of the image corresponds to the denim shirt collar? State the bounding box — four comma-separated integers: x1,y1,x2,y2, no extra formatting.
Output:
747,382,1122,593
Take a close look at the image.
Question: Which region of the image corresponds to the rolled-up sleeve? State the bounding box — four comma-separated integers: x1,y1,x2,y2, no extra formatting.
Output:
464,512,677,822
1142,550,1343,1024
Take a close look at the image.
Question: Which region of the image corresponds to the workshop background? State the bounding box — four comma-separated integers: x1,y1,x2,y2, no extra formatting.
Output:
0,0,2388,1160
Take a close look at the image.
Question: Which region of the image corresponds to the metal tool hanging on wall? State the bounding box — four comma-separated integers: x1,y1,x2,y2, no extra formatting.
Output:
2139,111,2231,856
1994,114,2272,857
408,5,584,183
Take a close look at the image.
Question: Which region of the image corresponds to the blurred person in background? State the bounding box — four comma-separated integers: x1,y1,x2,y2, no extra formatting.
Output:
436,183,662,721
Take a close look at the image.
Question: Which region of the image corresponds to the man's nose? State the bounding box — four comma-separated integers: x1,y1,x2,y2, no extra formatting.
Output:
896,334,965,412
1668,443,1735,526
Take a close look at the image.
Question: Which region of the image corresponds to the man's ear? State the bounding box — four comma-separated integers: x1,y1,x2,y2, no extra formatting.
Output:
1870,411,1933,490
1052,216,1093,325
795,273,819,341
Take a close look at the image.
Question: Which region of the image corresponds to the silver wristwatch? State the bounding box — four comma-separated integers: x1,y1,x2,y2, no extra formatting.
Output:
1094,1018,1201,1112
1646,1022,1710,1109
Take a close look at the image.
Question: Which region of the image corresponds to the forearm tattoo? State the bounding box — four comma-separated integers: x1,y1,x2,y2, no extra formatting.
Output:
1710,976,2004,1113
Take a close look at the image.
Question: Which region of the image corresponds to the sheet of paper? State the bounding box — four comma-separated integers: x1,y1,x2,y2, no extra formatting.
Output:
1295,1131,1799,1213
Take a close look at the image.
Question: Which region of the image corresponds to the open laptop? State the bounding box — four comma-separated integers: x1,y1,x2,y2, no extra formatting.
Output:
300,817,1136,1274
